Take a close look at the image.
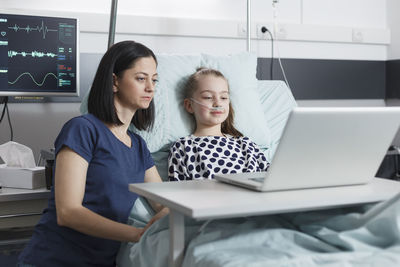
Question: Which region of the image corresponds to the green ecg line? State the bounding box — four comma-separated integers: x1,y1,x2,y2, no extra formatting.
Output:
8,50,58,58
8,21,58,39
8,72,58,86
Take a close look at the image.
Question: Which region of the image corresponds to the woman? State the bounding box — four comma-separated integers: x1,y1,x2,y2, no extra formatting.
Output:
18,40,167,266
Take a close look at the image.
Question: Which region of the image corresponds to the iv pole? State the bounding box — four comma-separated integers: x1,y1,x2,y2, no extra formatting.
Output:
107,0,118,48
247,0,251,52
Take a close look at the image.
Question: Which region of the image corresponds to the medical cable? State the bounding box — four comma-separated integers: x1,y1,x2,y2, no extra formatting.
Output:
271,0,292,90
190,98,224,112
276,52,291,90
261,26,274,80
0,97,13,141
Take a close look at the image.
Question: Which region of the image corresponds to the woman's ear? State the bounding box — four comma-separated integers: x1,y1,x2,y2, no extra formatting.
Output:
112,73,118,93
184,98,194,114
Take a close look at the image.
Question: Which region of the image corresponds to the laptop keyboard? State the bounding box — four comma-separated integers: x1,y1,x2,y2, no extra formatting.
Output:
249,177,266,183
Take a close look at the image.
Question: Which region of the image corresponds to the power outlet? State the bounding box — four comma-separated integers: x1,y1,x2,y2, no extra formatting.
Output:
352,29,364,43
275,25,287,40
256,24,270,39
256,24,275,39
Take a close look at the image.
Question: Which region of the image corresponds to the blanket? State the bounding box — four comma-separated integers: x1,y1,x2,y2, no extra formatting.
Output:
117,193,400,267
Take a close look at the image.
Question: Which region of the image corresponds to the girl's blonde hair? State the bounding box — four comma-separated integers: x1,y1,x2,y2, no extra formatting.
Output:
184,68,243,137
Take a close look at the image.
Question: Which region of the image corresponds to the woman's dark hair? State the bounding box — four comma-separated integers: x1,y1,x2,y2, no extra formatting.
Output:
184,68,243,137
88,40,157,131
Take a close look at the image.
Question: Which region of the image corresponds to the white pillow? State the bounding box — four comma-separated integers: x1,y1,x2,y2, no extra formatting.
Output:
257,80,297,161
133,52,271,152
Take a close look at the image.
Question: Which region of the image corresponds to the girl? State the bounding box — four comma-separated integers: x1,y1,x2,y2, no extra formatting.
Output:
168,68,269,181
18,41,167,267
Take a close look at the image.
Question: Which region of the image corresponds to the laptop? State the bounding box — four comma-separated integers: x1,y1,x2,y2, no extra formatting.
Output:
214,107,400,192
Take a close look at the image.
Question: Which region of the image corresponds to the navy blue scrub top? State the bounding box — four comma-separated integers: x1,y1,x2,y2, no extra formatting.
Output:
19,113,154,267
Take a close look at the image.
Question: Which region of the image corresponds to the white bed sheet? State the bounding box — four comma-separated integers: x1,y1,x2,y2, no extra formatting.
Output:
117,192,400,267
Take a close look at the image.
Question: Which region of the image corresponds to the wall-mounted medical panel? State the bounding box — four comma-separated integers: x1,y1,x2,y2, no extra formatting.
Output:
257,58,386,100
386,60,400,99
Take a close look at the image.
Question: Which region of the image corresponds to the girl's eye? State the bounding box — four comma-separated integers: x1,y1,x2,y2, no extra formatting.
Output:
152,79,159,84
137,77,146,81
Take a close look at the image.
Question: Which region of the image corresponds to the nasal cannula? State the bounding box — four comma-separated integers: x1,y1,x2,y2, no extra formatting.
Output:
190,98,224,111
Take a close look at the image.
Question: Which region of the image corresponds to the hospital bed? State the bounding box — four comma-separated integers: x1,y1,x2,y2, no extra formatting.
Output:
82,52,400,267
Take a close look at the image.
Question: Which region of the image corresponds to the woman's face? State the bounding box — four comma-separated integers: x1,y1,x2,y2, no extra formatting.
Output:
188,75,230,128
113,56,158,111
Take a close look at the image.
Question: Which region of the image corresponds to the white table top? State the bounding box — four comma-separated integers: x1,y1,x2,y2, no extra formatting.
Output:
130,178,400,220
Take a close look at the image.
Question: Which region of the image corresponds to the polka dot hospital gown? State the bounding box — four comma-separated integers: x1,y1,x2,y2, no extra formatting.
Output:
168,135,270,181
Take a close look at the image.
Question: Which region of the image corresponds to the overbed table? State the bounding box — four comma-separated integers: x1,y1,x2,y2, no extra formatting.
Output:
129,178,400,267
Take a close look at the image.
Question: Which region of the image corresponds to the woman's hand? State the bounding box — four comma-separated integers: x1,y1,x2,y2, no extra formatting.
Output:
132,227,145,242
142,208,170,234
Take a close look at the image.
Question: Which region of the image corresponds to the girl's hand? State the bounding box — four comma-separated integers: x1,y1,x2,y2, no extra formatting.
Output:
142,208,170,234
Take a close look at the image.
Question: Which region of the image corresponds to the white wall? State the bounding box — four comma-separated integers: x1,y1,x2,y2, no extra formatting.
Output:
0,0,395,159
303,0,386,28
387,0,400,60
0,0,386,26
0,103,81,160
1,0,390,60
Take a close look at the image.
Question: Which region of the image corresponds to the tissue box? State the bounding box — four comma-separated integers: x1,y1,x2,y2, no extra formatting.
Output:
0,166,46,189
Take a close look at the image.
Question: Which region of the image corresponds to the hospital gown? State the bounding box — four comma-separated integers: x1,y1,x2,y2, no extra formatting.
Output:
168,135,269,181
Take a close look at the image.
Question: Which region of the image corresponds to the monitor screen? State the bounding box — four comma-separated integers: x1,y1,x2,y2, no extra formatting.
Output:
0,13,79,97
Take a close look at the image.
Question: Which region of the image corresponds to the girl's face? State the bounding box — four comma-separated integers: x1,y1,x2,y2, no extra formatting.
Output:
186,75,230,128
113,56,158,112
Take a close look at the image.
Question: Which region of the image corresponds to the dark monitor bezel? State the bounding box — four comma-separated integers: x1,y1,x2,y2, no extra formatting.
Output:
0,13,79,97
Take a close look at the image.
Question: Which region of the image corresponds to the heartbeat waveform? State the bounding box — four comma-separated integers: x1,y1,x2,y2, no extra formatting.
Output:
8,72,57,86
8,20,58,39
8,50,58,58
